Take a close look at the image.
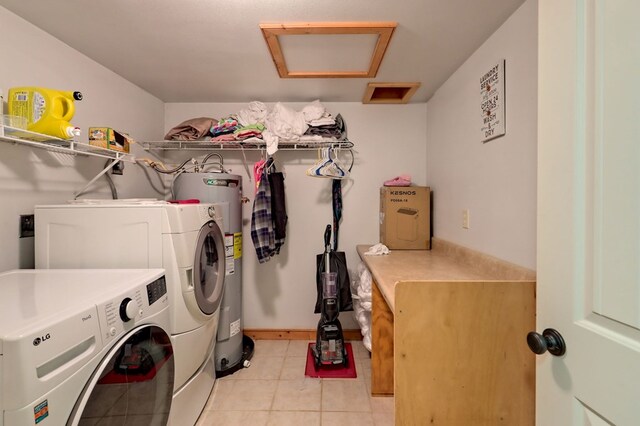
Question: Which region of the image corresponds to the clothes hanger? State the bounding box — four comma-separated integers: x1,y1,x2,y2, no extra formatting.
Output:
315,148,332,177
305,147,348,179
319,148,348,179
265,156,276,174
307,148,325,176
328,148,347,178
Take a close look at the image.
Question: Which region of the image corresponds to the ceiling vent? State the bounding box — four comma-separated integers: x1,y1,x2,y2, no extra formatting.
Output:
363,82,421,104
260,22,396,78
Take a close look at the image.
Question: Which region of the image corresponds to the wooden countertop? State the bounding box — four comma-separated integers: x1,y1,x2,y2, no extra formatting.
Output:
357,238,536,312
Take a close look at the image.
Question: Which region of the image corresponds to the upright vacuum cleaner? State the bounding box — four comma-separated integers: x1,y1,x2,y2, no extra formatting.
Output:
313,225,348,368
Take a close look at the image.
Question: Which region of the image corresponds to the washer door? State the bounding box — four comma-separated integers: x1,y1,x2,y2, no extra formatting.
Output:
193,220,225,315
67,325,174,426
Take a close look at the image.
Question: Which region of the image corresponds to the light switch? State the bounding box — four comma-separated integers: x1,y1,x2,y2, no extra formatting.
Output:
462,209,470,229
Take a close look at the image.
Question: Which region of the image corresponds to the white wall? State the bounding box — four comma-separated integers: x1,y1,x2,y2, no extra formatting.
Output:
426,0,537,269
165,102,428,329
0,7,165,272
1,0,533,331
0,4,427,331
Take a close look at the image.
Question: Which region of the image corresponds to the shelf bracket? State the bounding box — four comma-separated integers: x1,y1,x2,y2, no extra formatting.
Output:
74,158,121,199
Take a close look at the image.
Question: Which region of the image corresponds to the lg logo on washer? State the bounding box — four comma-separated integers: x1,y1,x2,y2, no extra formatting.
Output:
33,333,51,346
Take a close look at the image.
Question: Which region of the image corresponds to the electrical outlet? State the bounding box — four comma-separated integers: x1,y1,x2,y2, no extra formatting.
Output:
20,214,35,238
111,161,124,175
462,209,470,229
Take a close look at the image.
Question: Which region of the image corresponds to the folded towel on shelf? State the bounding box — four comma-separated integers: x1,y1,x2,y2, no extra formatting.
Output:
302,100,337,127
298,135,332,143
234,123,265,140
263,102,308,155
264,102,308,140
302,100,325,121
308,116,336,126
164,117,218,141
211,117,239,137
211,134,236,142
303,113,346,139
237,101,268,126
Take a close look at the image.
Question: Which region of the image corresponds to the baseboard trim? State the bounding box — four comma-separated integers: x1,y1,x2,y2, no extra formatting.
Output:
244,329,363,341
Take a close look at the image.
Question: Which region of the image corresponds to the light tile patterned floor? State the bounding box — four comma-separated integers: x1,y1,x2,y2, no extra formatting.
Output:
196,340,394,426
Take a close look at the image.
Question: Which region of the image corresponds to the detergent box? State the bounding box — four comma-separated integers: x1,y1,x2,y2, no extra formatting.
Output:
380,186,431,250
88,127,132,153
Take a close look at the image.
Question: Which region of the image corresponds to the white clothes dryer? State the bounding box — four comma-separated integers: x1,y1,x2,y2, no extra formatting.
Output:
0,269,173,426
34,200,226,425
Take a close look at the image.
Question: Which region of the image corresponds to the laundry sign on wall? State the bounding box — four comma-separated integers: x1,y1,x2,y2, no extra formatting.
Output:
480,60,506,143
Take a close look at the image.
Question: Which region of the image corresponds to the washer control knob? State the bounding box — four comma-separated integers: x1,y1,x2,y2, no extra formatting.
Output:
208,206,215,218
119,298,139,322
109,327,117,336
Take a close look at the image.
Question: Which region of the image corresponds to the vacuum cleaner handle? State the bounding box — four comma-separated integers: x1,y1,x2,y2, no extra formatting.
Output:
324,224,332,249
324,224,332,273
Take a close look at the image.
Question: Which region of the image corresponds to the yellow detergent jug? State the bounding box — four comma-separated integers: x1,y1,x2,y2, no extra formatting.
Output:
7,87,83,139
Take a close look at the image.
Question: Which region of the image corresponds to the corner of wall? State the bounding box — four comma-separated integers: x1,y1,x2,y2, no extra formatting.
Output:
425,0,537,269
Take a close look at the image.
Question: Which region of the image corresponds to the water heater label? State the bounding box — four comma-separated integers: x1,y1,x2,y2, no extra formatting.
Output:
225,234,235,275
224,234,234,258
230,319,241,337
226,258,235,275
234,232,242,259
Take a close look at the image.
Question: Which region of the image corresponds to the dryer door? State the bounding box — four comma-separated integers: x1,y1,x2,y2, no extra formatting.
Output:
193,220,225,315
67,325,174,425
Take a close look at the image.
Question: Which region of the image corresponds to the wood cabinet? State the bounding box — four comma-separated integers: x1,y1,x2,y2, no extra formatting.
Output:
358,239,536,426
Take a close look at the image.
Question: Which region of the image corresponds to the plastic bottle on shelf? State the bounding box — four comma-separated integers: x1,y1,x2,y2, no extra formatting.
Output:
7,87,83,139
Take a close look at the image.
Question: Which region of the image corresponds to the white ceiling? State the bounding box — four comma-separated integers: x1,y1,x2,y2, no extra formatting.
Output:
0,0,526,103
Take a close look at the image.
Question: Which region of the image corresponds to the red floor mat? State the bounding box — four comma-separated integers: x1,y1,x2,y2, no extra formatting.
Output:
304,342,357,379
98,353,172,384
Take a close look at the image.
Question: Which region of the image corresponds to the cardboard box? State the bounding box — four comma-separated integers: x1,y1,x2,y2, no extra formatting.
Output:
88,127,133,153
380,186,431,249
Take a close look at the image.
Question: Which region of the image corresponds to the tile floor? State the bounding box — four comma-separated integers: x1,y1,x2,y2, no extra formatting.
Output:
196,340,394,426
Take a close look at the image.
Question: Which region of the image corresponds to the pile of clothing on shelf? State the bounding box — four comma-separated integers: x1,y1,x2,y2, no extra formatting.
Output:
163,100,346,154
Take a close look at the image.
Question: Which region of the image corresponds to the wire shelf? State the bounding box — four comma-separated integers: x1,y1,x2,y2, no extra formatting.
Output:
142,139,353,151
0,125,136,162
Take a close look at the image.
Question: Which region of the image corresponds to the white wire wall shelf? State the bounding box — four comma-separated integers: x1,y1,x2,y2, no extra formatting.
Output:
142,139,353,151
0,125,135,163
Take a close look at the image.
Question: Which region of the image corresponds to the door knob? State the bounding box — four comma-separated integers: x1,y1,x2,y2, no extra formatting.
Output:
527,328,566,356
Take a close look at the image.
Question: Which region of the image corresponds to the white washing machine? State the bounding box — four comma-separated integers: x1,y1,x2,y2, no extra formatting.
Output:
0,268,173,425
34,200,226,425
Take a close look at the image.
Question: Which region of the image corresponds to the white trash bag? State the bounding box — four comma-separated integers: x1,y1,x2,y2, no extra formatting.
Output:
351,261,373,352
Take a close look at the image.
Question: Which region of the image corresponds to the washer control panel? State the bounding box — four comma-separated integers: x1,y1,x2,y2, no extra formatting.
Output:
146,276,167,305
119,297,141,322
97,276,168,345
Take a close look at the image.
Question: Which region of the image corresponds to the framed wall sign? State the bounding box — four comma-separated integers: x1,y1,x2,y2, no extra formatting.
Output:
480,60,506,143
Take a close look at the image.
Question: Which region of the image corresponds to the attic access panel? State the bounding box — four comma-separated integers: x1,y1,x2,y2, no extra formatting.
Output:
363,82,421,104
260,22,396,78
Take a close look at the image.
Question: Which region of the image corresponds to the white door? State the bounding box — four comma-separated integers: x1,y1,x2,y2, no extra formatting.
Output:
537,0,640,424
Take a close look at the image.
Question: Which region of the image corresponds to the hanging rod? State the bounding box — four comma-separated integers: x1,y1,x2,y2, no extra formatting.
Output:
142,139,353,151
